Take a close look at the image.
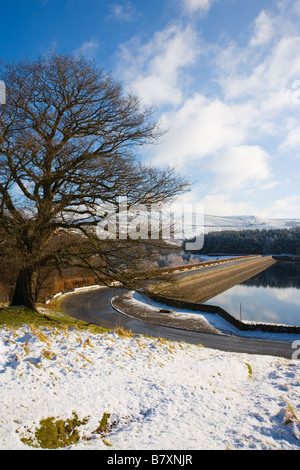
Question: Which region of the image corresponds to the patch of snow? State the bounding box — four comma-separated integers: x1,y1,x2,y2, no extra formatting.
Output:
46,283,120,304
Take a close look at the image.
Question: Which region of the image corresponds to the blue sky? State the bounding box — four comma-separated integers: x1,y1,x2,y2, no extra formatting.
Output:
1,0,300,219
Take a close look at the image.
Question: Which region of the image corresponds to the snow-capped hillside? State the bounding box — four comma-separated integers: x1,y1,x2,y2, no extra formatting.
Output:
204,215,300,233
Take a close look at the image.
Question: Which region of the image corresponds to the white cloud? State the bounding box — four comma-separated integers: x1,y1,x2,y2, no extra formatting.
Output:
208,145,271,192
115,2,300,219
213,33,300,165
149,94,257,168
279,117,300,150
108,2,137,22
214,4,300,99
74,39,99,58
200,192,300,219
257,196,300,219
219,36,300,104
272,288,300,306
200,194,253,216
249,10,275,47
281,131,300,150
182,0,218,14
278,0,300,18
117,24,200,106
293,0,300,16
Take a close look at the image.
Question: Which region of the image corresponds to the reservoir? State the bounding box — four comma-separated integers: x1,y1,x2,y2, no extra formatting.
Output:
205,261,300,326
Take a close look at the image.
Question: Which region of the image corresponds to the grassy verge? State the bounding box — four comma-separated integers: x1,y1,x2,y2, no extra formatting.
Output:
0,295,108,334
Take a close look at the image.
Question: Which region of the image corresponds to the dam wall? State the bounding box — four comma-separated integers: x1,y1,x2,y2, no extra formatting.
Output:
149,256,276,305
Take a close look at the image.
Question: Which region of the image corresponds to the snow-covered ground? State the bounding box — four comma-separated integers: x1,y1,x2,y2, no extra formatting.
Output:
1,321,300,450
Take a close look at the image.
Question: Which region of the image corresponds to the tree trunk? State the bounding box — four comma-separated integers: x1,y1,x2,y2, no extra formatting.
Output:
10,268,37,311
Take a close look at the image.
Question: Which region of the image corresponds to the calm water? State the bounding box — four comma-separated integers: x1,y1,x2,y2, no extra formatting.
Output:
205,261,300,326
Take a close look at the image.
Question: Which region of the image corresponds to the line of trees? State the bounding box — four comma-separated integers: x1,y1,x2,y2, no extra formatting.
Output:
195,228,300,255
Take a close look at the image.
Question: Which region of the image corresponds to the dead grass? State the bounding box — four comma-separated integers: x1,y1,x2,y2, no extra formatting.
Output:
114,326,134,338
283,398,300,425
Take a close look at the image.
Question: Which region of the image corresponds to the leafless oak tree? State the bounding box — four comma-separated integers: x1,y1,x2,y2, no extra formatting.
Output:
0,54,188,310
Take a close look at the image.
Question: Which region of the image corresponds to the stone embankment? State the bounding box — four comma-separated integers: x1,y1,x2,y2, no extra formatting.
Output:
145,291,300,335
149,256,276,304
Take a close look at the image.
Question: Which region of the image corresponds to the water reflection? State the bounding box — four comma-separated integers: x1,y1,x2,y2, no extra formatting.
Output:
244,261,300,289
205,262,300,326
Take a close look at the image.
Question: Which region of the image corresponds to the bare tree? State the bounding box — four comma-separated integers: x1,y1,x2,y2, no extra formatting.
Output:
0,53,188,310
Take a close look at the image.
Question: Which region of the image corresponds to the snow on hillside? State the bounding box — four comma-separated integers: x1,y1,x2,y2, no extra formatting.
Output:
204,215,300,233
174,212,300,246
1,324,300,450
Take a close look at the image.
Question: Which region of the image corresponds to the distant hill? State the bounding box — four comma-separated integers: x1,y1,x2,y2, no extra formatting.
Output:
204,215,300,233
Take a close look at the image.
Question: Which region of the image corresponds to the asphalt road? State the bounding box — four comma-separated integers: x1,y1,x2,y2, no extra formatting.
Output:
61,287,297,359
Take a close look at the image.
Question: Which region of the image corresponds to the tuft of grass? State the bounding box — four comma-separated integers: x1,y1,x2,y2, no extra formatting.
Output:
42,349,56,361
21,412,88,449
97,412,111,433
245,362,253,379
115,327,133,338
283,398,300,425
102,438,112,447
83,337,94,348
92,412,116,447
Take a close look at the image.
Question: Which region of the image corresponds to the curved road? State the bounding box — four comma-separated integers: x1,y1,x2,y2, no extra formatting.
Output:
61,287,297,359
